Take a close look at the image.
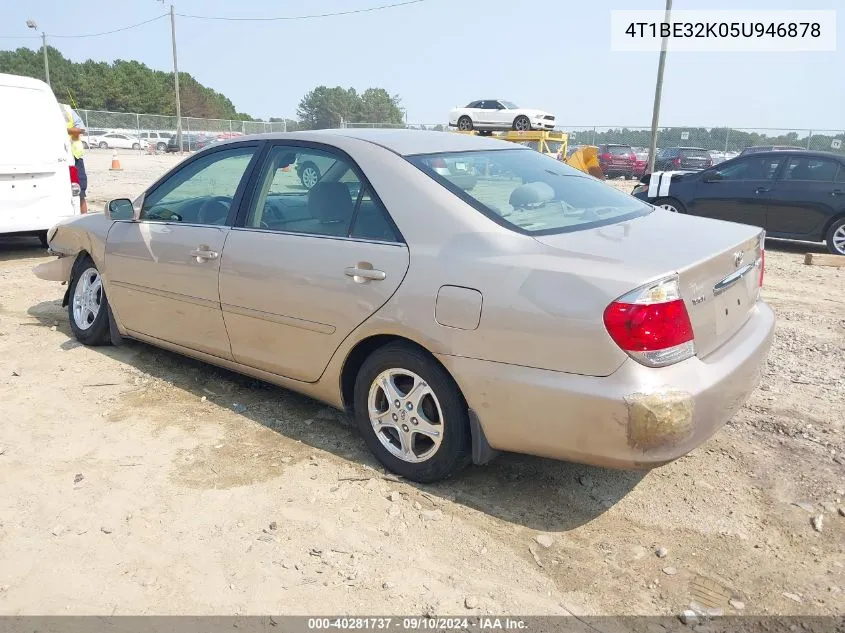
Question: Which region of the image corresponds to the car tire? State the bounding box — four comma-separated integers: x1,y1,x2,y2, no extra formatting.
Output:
825,217,845,256
457,116,473,131
299,162,321,189
38,231,48,249
157,142,167,151
82,142,89,149
654,197,686,214
513,115,531,131
353,342,471,483
132,143,140,150
67,255,111,346
98,142,108,149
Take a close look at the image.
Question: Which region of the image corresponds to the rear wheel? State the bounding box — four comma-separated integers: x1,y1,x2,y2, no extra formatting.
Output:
654,197,686,213
513,115,531,131
353,343,471,483
825,217,845,256
156,142,167,151
132,143,140,150
68,255,111,346
457,116,473,131
98,142,108,149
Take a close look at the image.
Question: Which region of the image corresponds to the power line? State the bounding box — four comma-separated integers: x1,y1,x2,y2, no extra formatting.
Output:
0,14,167,40
50,13,168,39
177,0,426,22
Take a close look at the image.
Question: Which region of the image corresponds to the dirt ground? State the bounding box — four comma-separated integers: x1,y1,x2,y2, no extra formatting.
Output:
0,152,843,617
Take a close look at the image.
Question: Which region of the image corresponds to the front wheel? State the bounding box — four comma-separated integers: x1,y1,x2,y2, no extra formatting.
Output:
654,197,686,214
826,217,845,256
68,255,111,346
513,115,531,131
457,116,473,131
132,143,140,150
353,343,471,483
98,142,108,149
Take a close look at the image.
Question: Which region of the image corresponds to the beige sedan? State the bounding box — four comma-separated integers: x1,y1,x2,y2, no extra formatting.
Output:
34,129,775,482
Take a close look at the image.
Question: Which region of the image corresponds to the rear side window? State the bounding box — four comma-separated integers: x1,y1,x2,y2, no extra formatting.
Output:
680,149,710,159
715,157,784,181
409,149,651,235
783,157,840,182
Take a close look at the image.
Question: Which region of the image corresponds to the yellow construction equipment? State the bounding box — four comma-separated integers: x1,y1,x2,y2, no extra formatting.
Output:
452,129,568,160
565,145,605,179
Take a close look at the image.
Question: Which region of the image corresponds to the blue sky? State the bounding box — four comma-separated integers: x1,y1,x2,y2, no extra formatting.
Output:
2,0,842,129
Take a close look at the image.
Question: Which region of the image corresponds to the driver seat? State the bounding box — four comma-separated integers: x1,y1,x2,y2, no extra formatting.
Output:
197,198,229,225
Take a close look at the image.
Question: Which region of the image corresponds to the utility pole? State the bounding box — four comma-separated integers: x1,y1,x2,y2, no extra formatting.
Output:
647,0,672,173
26,20,49,87
169,4,183,151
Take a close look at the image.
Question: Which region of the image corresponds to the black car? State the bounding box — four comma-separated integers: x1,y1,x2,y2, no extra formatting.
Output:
632,150,845,255
166,133,209,152
739,145,805,156
653,147,713,171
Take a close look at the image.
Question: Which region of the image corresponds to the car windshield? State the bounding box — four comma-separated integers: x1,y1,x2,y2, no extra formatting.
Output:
500,101,518,109
409,149,651,235
607,146,632,155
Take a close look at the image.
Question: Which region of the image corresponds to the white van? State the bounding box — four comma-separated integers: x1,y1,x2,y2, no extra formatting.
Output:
0,73,80,247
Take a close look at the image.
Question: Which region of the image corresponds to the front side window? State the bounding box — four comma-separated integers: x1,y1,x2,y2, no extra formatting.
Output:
500,101,518,109
141,146,256,225
245,145,399,241
714,156,783,181
783,157,840,182
409,149,652,235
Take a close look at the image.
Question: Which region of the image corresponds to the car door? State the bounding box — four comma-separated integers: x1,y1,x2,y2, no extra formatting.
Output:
218,142,409,382
489,101,510,127
686,155,785,228
765,155,844,238
105,143,261,359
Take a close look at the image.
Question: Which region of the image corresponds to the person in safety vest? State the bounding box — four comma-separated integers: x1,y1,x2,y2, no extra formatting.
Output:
61,104,88,214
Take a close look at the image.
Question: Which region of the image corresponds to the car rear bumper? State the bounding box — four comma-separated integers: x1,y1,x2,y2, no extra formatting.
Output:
437,301,774,469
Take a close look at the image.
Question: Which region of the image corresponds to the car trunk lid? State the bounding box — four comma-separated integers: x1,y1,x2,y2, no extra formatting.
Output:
533,211,764,360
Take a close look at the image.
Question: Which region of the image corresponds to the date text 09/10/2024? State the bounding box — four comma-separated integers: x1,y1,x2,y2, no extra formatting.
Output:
307,618,527,630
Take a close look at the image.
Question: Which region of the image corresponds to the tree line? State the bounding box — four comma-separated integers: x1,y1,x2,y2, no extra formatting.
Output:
0,46,405,129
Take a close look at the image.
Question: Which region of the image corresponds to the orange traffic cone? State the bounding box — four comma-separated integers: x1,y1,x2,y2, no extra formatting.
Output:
110,151,122,171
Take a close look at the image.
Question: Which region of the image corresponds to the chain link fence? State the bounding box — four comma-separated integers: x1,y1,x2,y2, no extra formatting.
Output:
76,109,845,158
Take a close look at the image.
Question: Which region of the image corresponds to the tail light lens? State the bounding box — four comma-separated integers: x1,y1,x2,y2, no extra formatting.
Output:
600,153,611,160
673,157,682,167
69,165,81,196
603,276,695,368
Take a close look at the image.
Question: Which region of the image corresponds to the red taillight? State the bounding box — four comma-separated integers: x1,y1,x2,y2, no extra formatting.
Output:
673,157,682,167
600,153,611,160
69,165,81,196
430,158,447,169
603,276,695,367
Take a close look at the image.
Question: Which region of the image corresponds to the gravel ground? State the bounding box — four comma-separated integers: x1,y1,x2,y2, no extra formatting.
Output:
0,152,843,617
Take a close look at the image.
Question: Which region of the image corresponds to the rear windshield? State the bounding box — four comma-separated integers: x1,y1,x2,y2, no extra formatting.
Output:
408,149,651,235
680,149,710,158
607,146,633,155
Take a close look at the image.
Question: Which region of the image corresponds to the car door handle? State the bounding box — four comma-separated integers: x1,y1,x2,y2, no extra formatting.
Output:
755,187,770,194
190,247,219,262
345,266,386,282
832,189,844,197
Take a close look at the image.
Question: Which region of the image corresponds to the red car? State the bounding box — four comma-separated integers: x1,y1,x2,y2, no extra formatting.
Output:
597,143,636,179
632,148,649,176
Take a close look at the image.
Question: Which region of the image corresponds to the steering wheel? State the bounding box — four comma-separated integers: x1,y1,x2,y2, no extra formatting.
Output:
206,195,232,209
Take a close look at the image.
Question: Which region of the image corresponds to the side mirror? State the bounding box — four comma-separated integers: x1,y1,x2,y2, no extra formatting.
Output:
106,198,135,221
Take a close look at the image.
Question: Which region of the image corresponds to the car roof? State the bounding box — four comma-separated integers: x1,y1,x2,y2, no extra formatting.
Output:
738,149,844,161
218,128,530,156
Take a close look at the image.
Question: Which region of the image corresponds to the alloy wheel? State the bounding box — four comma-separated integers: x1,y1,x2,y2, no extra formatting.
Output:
72,268,102,330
